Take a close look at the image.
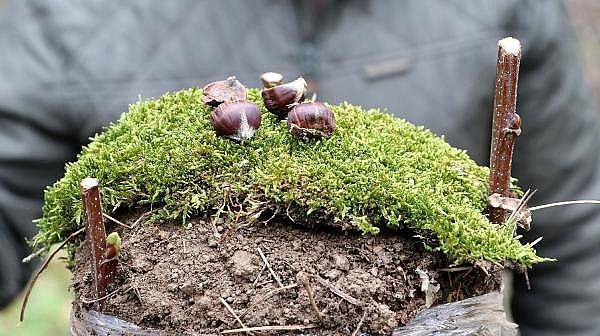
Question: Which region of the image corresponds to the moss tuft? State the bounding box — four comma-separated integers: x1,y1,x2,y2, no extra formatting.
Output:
33,88,546,266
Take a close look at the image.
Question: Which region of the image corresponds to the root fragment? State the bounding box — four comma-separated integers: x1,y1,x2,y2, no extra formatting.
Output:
313,274,360,306
220,324,316,334
257,247,283,288
220,297,253,335
20,227,85,322
297,272,325,322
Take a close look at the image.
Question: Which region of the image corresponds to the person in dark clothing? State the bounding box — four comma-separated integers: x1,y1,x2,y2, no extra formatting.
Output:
1,1,599,335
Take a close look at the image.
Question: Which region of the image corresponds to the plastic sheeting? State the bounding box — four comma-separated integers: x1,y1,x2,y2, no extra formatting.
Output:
392,292,518,335
71,292,517,335
70,308,161,336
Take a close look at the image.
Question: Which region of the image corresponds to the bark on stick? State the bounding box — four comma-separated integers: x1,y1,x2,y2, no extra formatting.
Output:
99,232,121,299
488,37,523,224
80,177,107,309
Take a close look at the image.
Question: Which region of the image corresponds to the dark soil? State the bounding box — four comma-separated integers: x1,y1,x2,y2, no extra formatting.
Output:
71,211,501,335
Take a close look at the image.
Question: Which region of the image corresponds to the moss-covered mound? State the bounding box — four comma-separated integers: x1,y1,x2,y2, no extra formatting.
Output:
33,88,544,266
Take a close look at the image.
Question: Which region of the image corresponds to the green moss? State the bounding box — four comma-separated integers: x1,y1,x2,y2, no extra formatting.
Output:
33,88,546,266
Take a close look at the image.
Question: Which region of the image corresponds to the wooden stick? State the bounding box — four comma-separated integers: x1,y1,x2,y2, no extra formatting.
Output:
352,311,367,336
257,247,284,288
530,200,600,211
220,297,253,335
81,177,108,309
102,212,132,229
240,283,298,318
297,272,325,322
81,286,131,304
488,37,523,224
21,248,45,263
313,274,360,306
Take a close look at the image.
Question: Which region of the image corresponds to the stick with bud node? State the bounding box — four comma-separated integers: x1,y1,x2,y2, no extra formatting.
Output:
81,178,121,309
99,232,121,297
488,37,522,224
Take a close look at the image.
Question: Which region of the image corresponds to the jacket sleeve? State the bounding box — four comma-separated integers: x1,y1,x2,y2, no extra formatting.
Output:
0,1,82,307
508,1,600,334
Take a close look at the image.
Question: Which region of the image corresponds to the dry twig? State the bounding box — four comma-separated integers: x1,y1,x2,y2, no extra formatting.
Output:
102,212,132,229
437,266,473,273
529,200,600,211
257,247,284,288
252,264,267,287
313,274,360,306
19,227,85,322
352,311,368,336
297,272,325,322
131,208,157,228
504,189,536,232
240,283,298,318
524,270,531,290
220,324,316,334
81,286,131,304
21,248,45,263
220,297,253,335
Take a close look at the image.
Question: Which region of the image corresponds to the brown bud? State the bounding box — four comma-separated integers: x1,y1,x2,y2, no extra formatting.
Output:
211,101,261,141
260,72,284,89
262,77,307,118
202,76,247,107
287,102,335,140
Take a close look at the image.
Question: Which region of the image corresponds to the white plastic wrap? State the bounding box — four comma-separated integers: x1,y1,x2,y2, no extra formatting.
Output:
392,292,518,335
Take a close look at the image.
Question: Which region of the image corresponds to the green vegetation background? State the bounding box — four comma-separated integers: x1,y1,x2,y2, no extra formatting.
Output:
0,254,71,336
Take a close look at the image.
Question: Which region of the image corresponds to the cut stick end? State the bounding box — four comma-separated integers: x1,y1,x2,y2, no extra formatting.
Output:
260,72,284,88
81,177,99,190
498,37,521,56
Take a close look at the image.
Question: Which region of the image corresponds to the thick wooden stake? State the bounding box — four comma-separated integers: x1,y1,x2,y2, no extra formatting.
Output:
80,177,107,309
488,37,523,224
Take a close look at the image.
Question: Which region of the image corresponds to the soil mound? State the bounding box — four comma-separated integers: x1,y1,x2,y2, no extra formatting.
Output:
72,214,500,335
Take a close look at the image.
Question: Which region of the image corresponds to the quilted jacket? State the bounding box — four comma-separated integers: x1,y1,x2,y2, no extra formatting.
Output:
1,1,599,335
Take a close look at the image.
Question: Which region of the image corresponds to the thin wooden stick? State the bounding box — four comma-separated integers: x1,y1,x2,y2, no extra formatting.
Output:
81,177,108,309
19,227,85,322
102,212,132,229
240,283,298,318
220,324,316,334
81,286,131,304
488,37,522,224
21,248,45,263
437,266,473,273
298,272,325,322
257,247,284,288
313,274,360,306
352,311,368,336
252,264,267,287
220,297,253,335
529,200,600,211
131,209,156,228
504,189,535,226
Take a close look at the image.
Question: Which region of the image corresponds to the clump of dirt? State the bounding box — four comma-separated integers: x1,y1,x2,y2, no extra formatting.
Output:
71,212,501,335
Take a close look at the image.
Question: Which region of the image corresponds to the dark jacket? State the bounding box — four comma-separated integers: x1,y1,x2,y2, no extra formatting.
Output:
1,1,599,335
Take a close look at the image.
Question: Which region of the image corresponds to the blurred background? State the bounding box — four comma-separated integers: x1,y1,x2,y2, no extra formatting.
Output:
569,0,600,108
0,1,599,335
